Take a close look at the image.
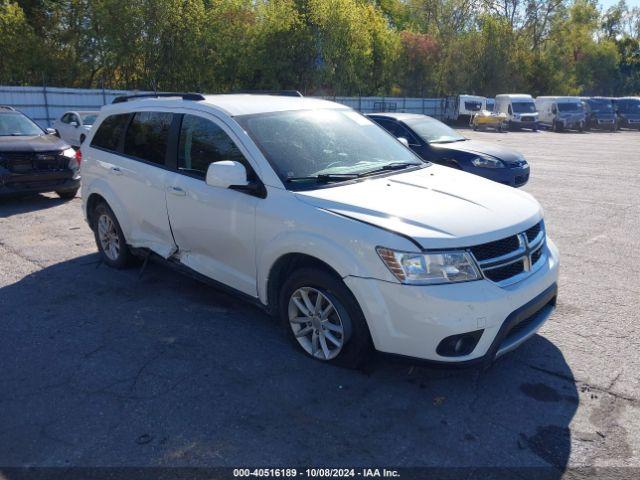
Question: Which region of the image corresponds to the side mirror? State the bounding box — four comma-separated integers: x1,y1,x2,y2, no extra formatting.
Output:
70,121,79,128
397,137,410,147
206,161,248,189
45,128,56,135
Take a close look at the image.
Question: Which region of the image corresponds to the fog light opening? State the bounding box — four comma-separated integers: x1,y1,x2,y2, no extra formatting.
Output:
436,330,484,357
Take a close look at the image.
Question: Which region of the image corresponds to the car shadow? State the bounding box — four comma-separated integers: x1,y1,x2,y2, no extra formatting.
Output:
0,193,74,218
0,254,577,475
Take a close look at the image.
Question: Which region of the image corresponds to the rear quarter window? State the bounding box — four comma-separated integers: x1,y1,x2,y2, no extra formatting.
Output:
91,114,131,151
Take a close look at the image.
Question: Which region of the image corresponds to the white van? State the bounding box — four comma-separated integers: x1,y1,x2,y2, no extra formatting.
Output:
81,92,559,368
495,94,539,131
444,95,486,123
535,96,586,132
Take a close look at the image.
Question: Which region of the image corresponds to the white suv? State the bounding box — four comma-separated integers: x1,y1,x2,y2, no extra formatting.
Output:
81,92,559,368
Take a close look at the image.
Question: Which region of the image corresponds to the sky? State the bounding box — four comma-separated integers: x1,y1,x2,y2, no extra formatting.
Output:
599,0,639,8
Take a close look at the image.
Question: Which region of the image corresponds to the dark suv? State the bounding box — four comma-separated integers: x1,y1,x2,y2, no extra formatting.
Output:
0,106,80,198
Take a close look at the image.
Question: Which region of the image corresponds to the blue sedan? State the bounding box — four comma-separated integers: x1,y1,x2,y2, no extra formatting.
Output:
368,113,530,187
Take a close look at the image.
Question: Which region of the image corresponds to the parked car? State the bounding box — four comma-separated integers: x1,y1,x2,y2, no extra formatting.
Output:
53,110,99,147
495,94,539,131
612,97,640,130
581,97,617,131
0,106,80,198
81,92,559,368
535,96,586,132
368,113,529,187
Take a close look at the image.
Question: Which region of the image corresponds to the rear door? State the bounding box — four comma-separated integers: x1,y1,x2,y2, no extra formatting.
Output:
165,113,259,296
105,111,177,257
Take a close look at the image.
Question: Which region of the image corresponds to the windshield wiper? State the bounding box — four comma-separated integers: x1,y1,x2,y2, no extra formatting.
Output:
286,173,360,183
431,138,465,144
358,162,422,177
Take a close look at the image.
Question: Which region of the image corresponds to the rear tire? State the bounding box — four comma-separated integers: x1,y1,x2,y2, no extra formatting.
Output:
92,202,134,269
279,268,373,368
56,188,79,199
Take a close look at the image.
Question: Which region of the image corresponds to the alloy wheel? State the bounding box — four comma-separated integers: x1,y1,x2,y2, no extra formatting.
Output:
97,213,120,261
288,287,345,360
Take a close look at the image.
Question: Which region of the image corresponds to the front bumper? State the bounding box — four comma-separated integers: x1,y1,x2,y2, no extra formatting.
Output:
509,119,538,130
589,117,616,129
462,164,530,188
0,171,80,197
344,238,559,364
558,118,585,130
619,117,640,129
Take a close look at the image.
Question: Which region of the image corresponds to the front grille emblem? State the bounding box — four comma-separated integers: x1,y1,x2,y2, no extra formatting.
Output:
519,233,534,272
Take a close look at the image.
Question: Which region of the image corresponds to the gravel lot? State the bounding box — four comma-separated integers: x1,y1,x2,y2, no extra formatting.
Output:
0,129,639,475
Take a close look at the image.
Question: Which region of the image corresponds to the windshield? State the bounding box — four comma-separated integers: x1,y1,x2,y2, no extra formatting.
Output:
237,109,424,188
486,100,495,111
0,112,43,136
512,102,536,113
405,117,466,144
587,100,613,112
617,100,640,113
557,103,583,112
464,101,482,111
81,113,97,125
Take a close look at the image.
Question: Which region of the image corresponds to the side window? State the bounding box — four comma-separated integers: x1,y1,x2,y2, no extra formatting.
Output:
508,105,513,115
124,111,173,165
178,115,248,178
90,114,131,152
396,124,419,145
374,119,399,136
71,114,79,125
61,113,70,124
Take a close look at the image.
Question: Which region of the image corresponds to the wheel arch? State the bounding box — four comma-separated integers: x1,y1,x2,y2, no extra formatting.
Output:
83,181,132,236
265,253,343,315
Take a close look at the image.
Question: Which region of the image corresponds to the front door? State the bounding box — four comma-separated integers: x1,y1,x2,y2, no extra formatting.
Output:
165,113,258,297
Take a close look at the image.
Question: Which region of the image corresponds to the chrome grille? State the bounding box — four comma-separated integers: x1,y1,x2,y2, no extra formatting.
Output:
471,222,546,287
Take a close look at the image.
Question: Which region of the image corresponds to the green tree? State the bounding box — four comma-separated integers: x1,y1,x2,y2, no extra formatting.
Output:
0,1,40,84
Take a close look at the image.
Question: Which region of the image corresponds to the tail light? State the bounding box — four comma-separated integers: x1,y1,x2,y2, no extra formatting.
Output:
75,148,82,166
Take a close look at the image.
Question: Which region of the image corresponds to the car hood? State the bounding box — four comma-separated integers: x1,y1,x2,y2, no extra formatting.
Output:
0,134,69,152
430,140,524,164
295,165,541,249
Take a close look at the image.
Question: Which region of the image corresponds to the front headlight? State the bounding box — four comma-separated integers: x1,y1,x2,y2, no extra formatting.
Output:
471,156,505,169
376,247,481,285
60,147,79,170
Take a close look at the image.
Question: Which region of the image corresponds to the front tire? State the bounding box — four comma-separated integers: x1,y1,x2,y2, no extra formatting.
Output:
56,188,79,199
279,268,372,368
92,202,134,269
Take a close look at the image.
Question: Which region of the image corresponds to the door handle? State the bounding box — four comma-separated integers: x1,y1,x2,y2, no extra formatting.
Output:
110,166,123,175
167,186,187,196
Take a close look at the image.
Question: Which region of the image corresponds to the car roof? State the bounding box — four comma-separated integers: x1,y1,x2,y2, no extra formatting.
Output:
100,94,349,117
536,96,582,102
367,112,434,121
496,94,533,100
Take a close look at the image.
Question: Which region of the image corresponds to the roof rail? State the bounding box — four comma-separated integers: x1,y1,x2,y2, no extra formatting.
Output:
0,105,16,111
235,90,303,98
112,92,205,104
